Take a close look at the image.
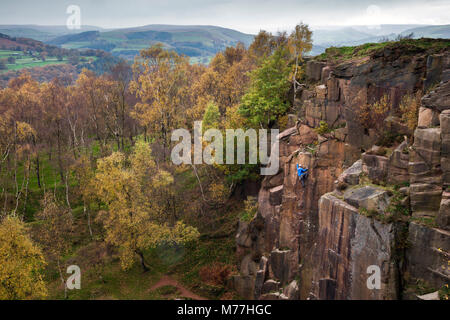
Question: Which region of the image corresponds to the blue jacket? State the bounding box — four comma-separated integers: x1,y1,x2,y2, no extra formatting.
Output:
296,164,308,177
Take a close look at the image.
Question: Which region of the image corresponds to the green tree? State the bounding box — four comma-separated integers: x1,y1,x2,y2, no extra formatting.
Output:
202,101,221,130
239,47,291,128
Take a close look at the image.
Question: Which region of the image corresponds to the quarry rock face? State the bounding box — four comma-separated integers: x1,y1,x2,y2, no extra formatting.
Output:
314,193,398,300
388,141,410,184
283,280,300,300
424,52,450,89
343,186,391,214
422,80,450,112
234,44,450,300
409,127,442,217
406,223,450,290
417,107,440,128
438,191,450,230
338,159,362,185
306,60,326,82
440,110,450,186
362,153,389,184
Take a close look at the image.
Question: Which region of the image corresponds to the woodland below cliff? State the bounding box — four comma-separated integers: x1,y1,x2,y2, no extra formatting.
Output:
0,27,448,300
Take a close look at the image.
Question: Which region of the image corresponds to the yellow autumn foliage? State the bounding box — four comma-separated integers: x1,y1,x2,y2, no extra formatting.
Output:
0,216,47,300
93,140,199,270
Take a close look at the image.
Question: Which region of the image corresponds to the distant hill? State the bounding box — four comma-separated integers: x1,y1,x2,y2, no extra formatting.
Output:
50,31,101,45
1,24,449,59
309,24,450,55
0,32,50,50
400,25,450,39
0,25,105,42
48,25,254,61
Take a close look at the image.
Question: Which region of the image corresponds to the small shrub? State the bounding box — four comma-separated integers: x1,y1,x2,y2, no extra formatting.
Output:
208,182,229,204
359,207,378,218
413,279,436,295
439,284,449,300
241,197,258,222
399,91,422,132
356,95,391,138
315,121,331,135
411,216,438,228
376,131,403,147
199,262,235,286
278,114,289,131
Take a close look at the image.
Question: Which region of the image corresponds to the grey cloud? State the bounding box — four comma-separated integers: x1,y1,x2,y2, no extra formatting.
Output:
0,0,448,33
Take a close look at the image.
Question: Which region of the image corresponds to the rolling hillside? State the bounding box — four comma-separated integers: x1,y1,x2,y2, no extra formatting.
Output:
47,24,450,58
48,24,254,61
0,25,105,42
1,24,449,59
400,24,450,39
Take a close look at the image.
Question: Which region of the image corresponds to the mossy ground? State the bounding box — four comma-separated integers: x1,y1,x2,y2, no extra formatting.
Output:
316,38,450,62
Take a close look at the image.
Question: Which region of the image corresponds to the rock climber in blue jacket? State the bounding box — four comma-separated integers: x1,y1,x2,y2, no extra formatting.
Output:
297,164,309,187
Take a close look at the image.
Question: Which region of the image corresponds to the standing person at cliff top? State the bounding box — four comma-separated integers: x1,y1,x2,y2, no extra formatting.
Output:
297,164,309,187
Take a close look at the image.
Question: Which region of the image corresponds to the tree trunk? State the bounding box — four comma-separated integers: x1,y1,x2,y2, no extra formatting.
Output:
65,171,72,217
84,201,93,238
35,155,41,188
191,164,207,203
57,259,67,299
136,250,149,272
57,122,64,182
22,161,30,213
32,136,41,188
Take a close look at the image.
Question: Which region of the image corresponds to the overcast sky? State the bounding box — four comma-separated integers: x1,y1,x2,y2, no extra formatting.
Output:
1,0,449,33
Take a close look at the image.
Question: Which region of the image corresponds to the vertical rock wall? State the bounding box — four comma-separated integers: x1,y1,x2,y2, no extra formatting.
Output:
233,47,450,300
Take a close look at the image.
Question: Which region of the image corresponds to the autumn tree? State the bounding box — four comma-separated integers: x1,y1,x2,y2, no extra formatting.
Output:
72,155,95,237
108,60,133,150
249,30,276,59
288,23,312,99
73,65,134,153
193,44,254,116
35,193,73,296
93,140,199,271
131,44,192,160
0,215,47,300
0,75,39,214
0,84,37,214
74,69,110,147
40,79,69,182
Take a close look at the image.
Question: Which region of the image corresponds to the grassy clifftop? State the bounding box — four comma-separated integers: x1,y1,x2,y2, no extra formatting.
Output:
315,38,450,62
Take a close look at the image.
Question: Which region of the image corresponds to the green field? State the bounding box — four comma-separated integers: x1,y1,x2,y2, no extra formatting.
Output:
0,49,97,73
0,50,22,57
